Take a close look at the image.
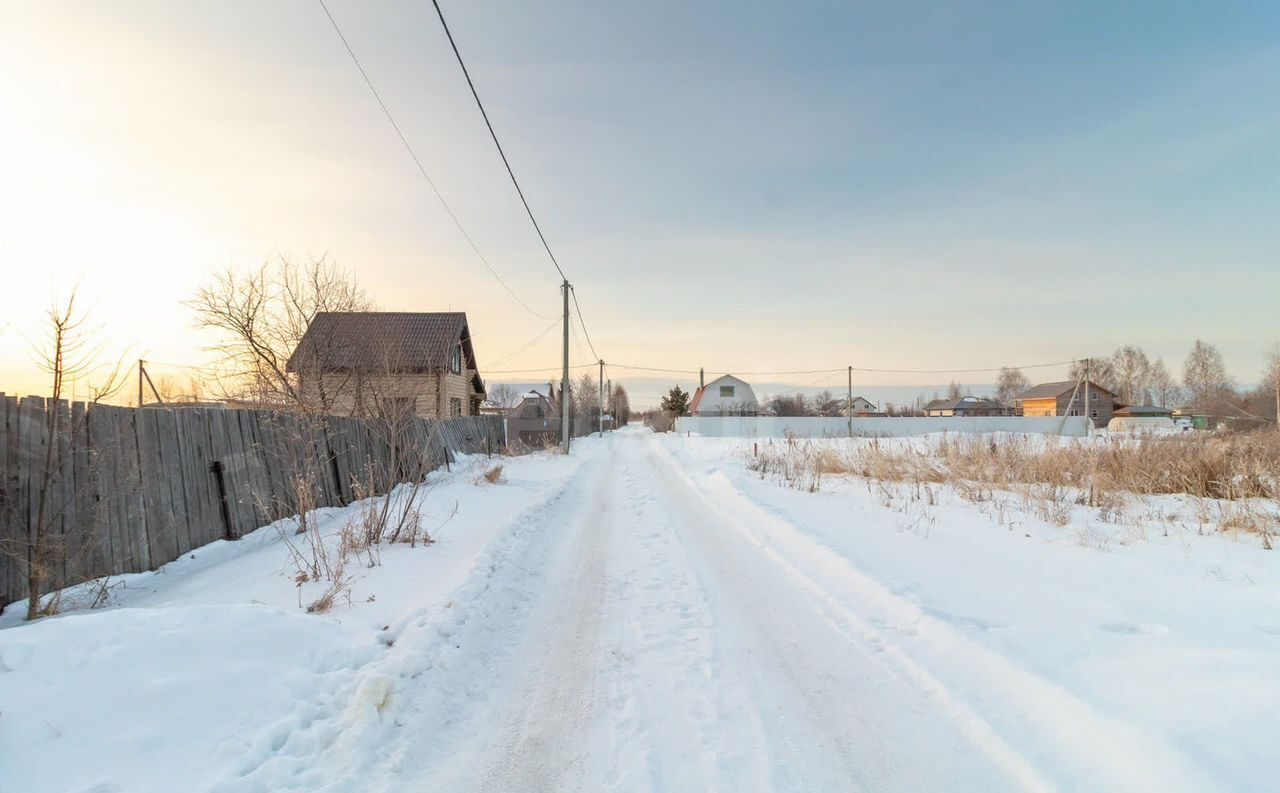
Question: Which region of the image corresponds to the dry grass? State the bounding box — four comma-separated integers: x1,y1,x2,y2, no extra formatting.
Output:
305,565,351,614
788,431,1280,501
748,430,1280,544
475,464,505,485
280,473,443,611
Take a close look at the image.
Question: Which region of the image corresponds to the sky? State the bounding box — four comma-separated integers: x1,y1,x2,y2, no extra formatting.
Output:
1,0,1277,407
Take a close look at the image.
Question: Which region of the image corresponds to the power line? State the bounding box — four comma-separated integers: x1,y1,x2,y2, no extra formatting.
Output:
603,363,701,375
486,363,595,375
773,370,844,397
603,359,1080,377
848,359,1077,375
316,0,556,321
569,286,600,362
567,309,588,363
428,0,567,283
486,316,561,369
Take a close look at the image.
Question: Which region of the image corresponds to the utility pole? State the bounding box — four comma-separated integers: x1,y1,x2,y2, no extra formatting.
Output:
847,365,853,438
598,359,605,436
561,279,571,452
138,359,145,408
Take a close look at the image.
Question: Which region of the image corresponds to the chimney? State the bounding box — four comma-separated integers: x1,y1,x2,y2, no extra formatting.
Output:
699,368,704,389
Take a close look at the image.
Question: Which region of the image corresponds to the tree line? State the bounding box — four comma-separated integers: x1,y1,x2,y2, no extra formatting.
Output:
650,339,1280,422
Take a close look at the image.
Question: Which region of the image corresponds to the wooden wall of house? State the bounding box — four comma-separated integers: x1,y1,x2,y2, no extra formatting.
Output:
439,369,481,417
296,371,482,419
1020,398,1058,417
0,395,505,611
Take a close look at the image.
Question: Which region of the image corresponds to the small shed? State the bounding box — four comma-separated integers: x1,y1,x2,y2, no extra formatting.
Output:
1108,405,1175,433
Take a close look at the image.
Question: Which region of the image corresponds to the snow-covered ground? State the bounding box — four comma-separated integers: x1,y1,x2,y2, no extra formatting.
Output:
2,427,1277,792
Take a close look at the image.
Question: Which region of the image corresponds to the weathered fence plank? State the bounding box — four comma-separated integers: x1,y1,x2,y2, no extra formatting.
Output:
0,395,14,610
120,407,151,573
0,406,505,607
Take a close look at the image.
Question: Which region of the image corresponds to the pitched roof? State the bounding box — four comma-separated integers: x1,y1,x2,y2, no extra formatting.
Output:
688,386,705,414
925,396,1004,411
286,312,476,374
1017,380,1116,400
1113,405,1173,417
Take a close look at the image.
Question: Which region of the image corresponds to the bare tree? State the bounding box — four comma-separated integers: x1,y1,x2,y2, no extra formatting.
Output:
1146,358,1180,408
812,390,841,417
186,256,372,410
1183,339,1232,407
1069,357,1117,392
610,384,631,425
1109,345,1152,406
768,394,812,417
11,291,127,619
994,367,1030,408
1259,344,1280,425
573,371,601,434
155,373,207,404
488,383,521,409
945,381,965,401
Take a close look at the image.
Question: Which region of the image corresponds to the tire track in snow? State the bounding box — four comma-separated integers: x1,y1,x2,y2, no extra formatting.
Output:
465,448,616,791
596,440,775,792
641,436,1030,792
654,438,1227,793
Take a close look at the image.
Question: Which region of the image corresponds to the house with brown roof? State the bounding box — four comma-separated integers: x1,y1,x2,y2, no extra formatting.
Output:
1015,380,1117,426
286,312,485,419
830,396,883,416
506,389,559,445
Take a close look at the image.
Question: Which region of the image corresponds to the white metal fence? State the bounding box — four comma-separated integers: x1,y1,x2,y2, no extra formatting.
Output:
674,415,1091,438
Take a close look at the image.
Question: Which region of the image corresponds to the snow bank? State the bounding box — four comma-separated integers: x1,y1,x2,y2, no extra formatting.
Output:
659,433,1280,791
0,606,360,793
0,447,591,793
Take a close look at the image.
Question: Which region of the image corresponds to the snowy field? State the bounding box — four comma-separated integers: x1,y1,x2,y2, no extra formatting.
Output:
2,426,1278,792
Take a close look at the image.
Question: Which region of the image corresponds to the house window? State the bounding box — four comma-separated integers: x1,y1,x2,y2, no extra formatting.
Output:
719,385,735,398
449,397,462,417
449,345,462,374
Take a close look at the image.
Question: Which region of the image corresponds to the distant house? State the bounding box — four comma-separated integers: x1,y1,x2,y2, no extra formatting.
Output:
923,396,1008,417
1015,380,1117,426
846,395,884,416
506,389,559,445
286,311,485,419
689,374,759,416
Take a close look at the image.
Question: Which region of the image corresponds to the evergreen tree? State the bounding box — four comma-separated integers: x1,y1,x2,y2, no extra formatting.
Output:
660,385,691,416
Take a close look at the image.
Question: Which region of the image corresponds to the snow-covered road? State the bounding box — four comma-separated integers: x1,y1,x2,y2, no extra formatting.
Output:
222,430,1226,792
406,429,1025,792
4,427,1276,793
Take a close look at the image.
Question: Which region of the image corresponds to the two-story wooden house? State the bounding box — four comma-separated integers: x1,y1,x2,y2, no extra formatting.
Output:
1015,380,1117,426
286,311,485,419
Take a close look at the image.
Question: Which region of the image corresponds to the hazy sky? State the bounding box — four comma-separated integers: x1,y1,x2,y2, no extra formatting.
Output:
2,1,1277,406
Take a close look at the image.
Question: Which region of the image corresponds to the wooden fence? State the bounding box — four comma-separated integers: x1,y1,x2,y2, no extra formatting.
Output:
0,395,505,610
